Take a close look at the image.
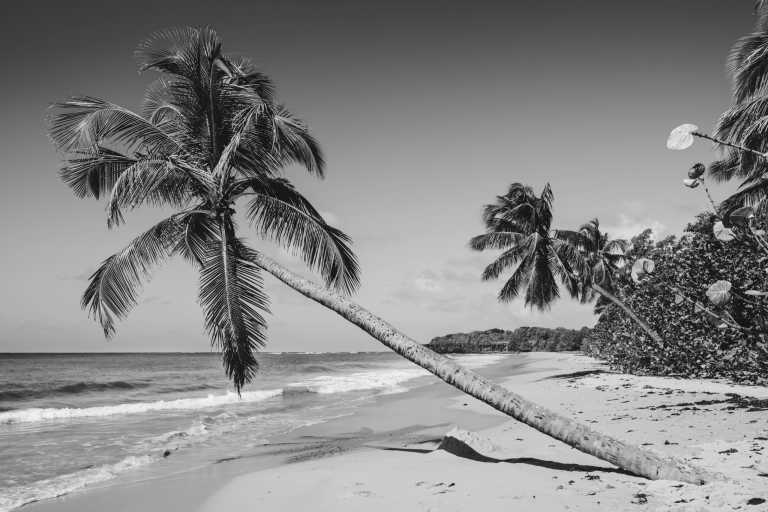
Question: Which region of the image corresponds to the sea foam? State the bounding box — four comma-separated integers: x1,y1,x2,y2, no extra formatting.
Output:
0,455,153,512
0,389,282,425
0,354,509,426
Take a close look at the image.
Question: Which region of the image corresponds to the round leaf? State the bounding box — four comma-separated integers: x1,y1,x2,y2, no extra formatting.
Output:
631,258,655,283
667,124,699,150
674,293,684,304
683,178,701,188
706,280,732,306
713,221,735,242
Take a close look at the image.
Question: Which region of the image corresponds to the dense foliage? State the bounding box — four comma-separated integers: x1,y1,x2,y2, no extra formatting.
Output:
428,326,590,353
584,214,768,384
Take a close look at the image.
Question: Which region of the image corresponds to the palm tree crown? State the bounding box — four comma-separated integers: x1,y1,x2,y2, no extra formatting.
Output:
557,219,627,290
48,27,360,391
469,183,582,309
555,219,628,313
710,4,768,213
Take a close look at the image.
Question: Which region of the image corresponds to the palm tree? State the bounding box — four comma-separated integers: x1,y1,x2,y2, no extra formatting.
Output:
48,27,709,483
49,27,360,391
706,3,768,214
471,185,662,343
555,220,662,342
469,183,584,307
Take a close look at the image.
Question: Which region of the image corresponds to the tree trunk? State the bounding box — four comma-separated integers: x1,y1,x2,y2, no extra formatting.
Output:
591,283,663,344
253,252,714,484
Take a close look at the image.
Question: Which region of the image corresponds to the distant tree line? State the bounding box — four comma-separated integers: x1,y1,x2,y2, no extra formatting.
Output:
427,326,590,354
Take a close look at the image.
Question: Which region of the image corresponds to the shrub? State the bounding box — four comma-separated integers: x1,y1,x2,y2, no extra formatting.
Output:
584,213,768,384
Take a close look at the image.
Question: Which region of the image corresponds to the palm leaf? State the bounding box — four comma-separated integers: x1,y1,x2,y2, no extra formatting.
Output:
469,231,525,251
48,96,180,155
59,146,136,199
498,253,535,303
481,235,535,281
245,177,359,294
82,215,184,337
199,221,269,392
271,105,324,177
175,210,219,265
106,159,193,227
524,244,559,309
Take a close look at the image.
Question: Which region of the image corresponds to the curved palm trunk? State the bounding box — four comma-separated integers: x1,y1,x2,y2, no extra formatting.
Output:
253,253,714,484
591,283,663,344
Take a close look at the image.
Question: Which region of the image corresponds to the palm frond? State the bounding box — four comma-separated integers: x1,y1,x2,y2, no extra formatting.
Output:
136,26,221,80
731,33,768,102
720,177,768,212
469,231,525,251
59,146,136,199
481,235,535,281
175,210,219,265
498,253,534,303
82,215,183,337
551,238,589,279
48,97,180,155
245,177,359,294
524,245,559,309
709,154,746,183
106,159,194,227
554,229,586,249
271,106,324,177
199,221,269,392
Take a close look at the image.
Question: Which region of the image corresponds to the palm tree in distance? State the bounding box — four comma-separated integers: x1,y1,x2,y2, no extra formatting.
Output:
469,183,584,308
49,27,708,483
471,184,663,343
555,219,660,340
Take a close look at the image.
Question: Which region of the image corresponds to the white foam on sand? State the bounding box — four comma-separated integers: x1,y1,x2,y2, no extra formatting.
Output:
0,455,154,512
291,353,511,395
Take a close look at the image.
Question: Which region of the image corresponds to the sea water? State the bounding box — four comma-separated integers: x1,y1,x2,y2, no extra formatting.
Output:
0,352,507,511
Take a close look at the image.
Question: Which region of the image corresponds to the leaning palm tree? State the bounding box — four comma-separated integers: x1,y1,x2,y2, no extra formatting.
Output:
555,220,661,342
48,27,360,391
48,27,710,483
471,185,662,343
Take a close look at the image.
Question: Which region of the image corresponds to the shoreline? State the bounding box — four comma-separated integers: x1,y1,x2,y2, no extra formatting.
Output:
19,352,528,512
21,352,768,511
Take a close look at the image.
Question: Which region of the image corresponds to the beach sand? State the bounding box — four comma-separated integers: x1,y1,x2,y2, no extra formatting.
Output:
24,353,768,511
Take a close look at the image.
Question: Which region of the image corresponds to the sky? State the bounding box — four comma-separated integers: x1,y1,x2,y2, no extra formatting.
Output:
0,0,755,353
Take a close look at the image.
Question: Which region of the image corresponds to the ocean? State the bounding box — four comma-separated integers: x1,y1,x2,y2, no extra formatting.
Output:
0,352,508,511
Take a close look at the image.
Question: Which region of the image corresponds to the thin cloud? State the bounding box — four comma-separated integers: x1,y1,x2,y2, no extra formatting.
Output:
602,213,667,241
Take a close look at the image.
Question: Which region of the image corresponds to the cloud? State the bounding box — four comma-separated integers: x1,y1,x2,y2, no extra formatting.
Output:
141,295,172,305
387,255,491,312
413,274,443,293
602,214,667,241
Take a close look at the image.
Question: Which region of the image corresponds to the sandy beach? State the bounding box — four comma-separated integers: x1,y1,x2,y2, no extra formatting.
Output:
18,352,768,512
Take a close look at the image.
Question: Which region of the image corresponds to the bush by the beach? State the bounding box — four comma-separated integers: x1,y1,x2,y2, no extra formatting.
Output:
584,213,768,384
